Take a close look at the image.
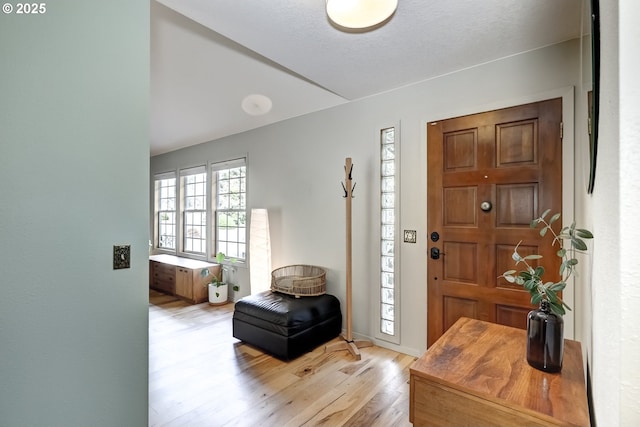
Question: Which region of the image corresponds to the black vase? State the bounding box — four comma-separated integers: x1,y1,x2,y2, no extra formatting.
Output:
526,299,564,373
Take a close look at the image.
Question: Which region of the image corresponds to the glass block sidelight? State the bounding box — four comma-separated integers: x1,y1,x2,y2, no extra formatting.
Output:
381,176,395,193
381,208,395,224
382,302,395,321
381,271,394,288
379,127,397,338
381,319,394,335
381,193,395,208
381,224,395,240
381,240,394,256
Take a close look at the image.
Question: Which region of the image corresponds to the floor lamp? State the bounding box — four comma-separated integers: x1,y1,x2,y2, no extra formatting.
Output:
326,157,373,360
249,208,271,294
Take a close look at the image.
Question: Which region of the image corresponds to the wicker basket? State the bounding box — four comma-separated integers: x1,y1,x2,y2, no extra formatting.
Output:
271,265,326,297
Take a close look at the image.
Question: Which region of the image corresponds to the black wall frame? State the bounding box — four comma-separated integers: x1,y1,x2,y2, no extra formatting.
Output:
588,0,600,194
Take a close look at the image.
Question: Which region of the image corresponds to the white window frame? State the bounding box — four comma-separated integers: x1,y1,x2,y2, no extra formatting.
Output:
152,159,248,263
153,171,177,252
180,165,207,256
211,158,247,262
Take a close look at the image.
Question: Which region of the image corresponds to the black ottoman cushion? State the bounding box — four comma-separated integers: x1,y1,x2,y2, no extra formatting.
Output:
233,291,342,360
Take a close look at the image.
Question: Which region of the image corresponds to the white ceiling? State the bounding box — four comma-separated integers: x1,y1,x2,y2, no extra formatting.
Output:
150,0,584,156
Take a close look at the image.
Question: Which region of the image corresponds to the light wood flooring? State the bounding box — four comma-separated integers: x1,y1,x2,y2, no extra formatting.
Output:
149,290,416,427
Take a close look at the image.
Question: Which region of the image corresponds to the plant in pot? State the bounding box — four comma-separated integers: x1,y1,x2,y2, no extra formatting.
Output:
500,209,593,373
201,252,239,306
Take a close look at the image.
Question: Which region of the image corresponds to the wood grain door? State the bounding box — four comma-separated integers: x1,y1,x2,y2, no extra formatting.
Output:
427,98,563,347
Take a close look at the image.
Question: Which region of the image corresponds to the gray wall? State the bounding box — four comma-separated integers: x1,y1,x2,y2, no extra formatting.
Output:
0,1,149,425
151,39,584,357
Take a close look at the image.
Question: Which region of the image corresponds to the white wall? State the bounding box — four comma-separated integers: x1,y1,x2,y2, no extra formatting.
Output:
619,1,640,423
151,39,582,357
589,0,640,425
0,2,149,426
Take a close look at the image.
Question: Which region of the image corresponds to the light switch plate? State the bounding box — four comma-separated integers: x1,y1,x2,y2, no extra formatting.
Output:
113,245,131,269
404,230,417,244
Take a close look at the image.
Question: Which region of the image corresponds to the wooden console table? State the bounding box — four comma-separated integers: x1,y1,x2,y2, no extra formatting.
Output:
149,254,220,304
409,317,590,426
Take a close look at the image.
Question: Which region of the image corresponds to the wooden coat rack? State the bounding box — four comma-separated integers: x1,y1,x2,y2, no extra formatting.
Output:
326,157,373,360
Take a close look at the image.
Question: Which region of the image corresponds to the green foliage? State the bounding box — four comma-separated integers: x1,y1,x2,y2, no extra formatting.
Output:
500,209,593,316
200,252,240,292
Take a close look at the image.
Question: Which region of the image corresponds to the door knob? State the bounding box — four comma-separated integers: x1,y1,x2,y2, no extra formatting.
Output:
480,201,492,212
430,247,444,260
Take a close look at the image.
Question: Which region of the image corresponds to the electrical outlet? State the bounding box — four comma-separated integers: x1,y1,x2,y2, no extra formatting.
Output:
113,245,131,269
404,230,417,244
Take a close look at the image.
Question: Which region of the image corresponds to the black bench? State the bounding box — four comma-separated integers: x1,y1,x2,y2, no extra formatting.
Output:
232,291,342,360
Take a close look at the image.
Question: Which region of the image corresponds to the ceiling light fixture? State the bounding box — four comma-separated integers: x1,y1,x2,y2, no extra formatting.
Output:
326,0,398,30
241,94,272,116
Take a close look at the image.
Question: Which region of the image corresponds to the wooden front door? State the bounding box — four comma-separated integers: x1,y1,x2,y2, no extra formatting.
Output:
426,98,563,347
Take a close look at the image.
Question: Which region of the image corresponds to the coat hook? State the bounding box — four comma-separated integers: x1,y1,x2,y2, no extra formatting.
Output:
348,164,354,180
351,181,356,197
341,181,348,198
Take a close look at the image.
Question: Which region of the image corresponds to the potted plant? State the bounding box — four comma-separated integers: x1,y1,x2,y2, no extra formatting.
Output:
201,252,239,305
500,209,593,372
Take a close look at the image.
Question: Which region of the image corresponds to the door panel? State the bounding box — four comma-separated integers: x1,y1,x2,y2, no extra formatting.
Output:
443,297,477,331
427,98,563,347
443,187,477,225
496,305,530,330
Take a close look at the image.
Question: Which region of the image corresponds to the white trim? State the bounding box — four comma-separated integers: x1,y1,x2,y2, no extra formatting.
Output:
153,172,178,253
179,165,206,177
178,167,207,258
154,170,176,181
349,330,422,358
210,157,245,172
210,157,248,262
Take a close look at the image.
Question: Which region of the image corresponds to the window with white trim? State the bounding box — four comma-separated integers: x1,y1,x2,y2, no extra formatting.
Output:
154,172,176,250
212,159,247,261
380,127,397,339
180,166,207,255
153,158,248,262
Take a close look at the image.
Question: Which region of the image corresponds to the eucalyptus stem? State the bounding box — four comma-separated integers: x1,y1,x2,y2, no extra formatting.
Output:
500,210,593,316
